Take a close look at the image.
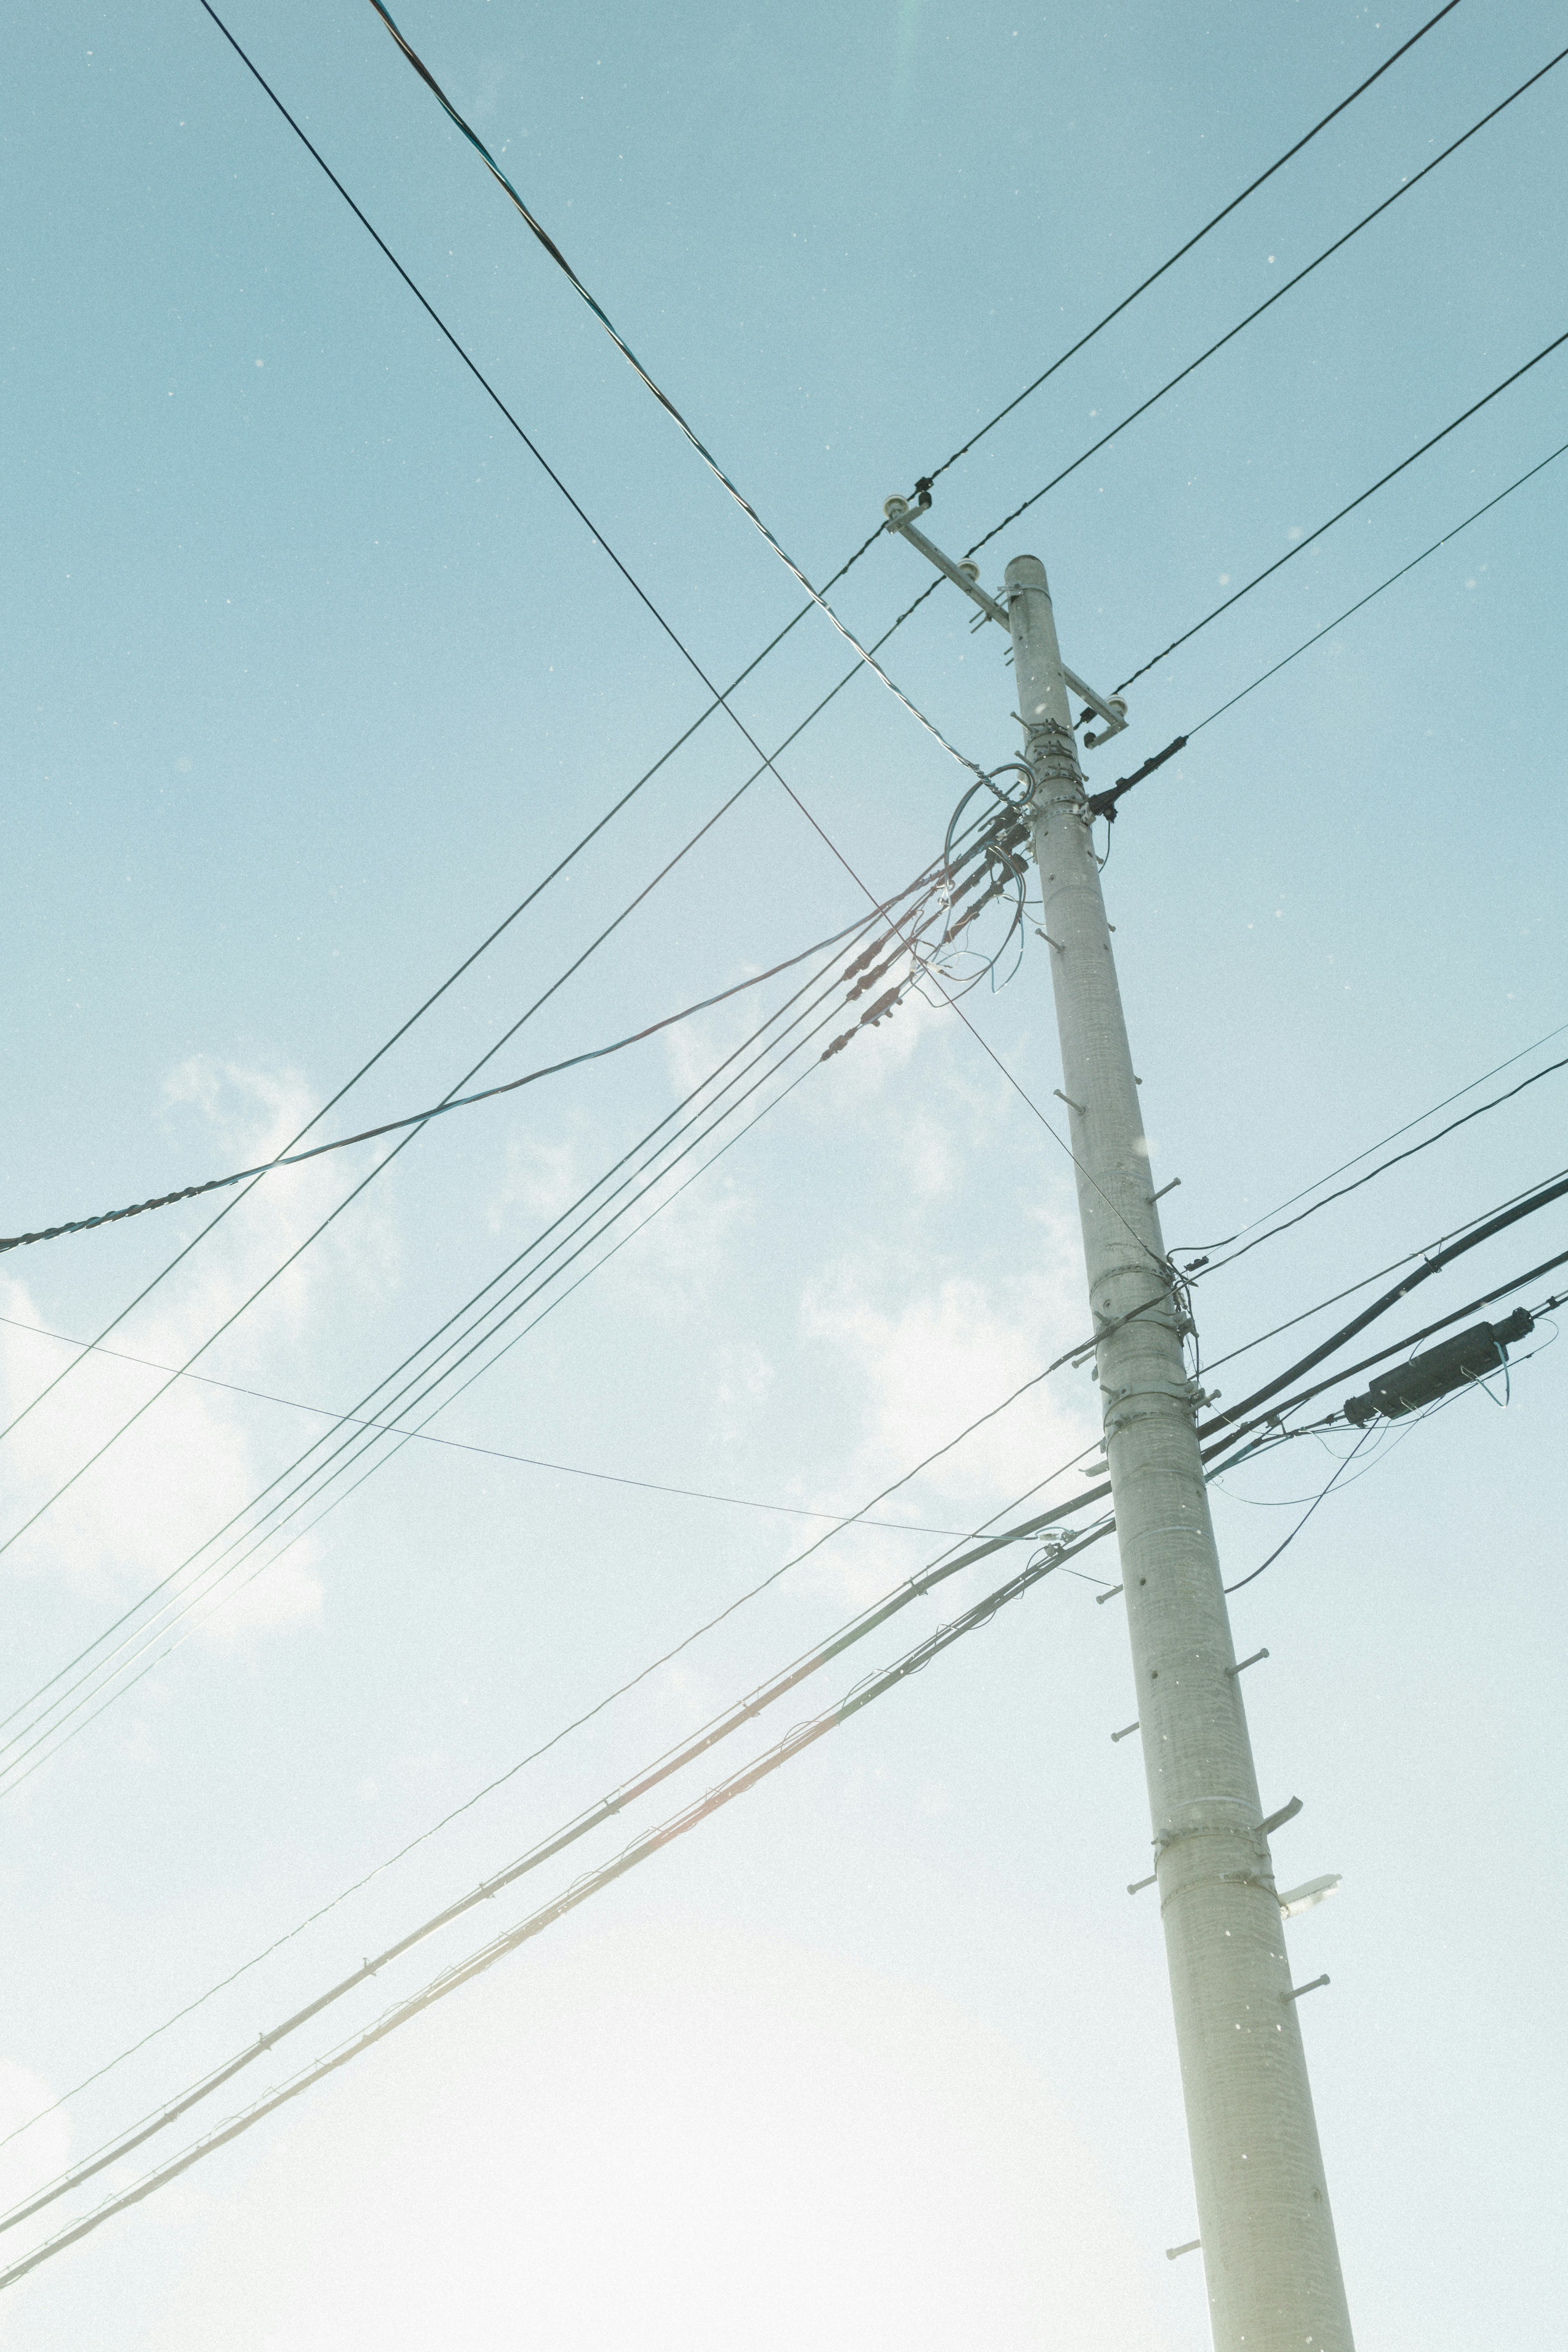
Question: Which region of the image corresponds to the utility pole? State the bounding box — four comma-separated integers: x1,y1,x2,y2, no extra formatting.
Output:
1004,551,1354,2351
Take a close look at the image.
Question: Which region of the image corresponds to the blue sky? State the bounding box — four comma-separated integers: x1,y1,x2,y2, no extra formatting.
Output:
2,3,1566,2345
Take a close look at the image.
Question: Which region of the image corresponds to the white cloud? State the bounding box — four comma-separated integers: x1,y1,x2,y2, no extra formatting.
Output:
0,2056,71,2221
0,1059,399,1653
797,1250,1098,1604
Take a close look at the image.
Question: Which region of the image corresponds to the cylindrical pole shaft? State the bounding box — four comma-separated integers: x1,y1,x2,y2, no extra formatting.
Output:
1004,554,1354,2352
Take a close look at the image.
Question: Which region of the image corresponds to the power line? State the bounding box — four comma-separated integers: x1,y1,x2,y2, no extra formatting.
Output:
1203,1247,1568,1458
1173,1015,1568,1258
200,0,982,786
0,1318,977,1537
0,1505,1110,2240
1187,1054,1568,1276
1196,1168,1568,1440
1115,327,1568,693
0,851,1036,1792
0,1509,1105,2292
0,1422,1111,2167
0,912,914,1786
359,0,971,762
0,757,804,1567
920,0,1466,488
1185,434,1568,733
962,45,1567,562
0,889,929,1256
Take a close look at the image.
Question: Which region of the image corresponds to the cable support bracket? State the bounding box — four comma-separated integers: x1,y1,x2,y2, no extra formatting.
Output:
880,499,1129,743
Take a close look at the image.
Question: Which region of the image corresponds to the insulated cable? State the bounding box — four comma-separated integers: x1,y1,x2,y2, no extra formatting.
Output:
1221,1431,1375,1592
1181,1054,1568,1277
0,903,932,1786
1172,1014,1568,1259
0,837,1031,1791
1196,1168,1568,1441
0,902,912,1256
0,1423,1114,2162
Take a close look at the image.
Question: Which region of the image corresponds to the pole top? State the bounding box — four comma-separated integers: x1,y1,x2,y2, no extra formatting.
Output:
1003,553,1049,593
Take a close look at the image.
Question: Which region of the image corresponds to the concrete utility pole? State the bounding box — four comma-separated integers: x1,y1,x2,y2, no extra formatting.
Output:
1004,552,1354,2352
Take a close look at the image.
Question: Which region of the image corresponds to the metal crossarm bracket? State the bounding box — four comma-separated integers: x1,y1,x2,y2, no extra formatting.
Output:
882,498,1129,744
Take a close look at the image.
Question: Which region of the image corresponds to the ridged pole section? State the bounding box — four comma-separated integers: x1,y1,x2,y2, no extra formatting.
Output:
1005,553,1354,2352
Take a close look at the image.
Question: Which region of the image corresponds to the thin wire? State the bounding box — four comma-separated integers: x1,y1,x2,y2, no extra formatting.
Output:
1172,1013,1568,1256
1116,329,1568,693
0,1514,1106,2292
0,758,796,1567
1222,1430,1375,1588
0,874,1077,1795
1186,435,1568,732
0,1319,974,1537
922,0,1466,487
1192,1055,1568,1276
962,45,1566,559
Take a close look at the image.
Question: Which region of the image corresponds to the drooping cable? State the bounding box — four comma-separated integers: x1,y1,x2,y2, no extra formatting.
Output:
0,838,1025,1789
0,901,922,1784
0,902,900,1256
0,1317,976,1537
1221,1431,1374,1592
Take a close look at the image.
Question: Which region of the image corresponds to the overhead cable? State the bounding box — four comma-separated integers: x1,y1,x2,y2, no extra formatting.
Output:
1222,1432,1375,1593
920,0,1466,489
1116,327,1568,693
1189,1053,1568,1276
0,1512,1102,2292
0,1317,975,1537
1174,1014,1568,1258
0,907,929,1788
1197,1168,1568,1439
200,0,982,783
0,1507,1109,2241
963,43,1566,560
1185,435,1568,732
1201,1245,1568,1459
0,880,1059,1796
0,754,823,1566
0,897,923,1256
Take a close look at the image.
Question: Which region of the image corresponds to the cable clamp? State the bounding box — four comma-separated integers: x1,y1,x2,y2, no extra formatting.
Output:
1102,1376,1210,1434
